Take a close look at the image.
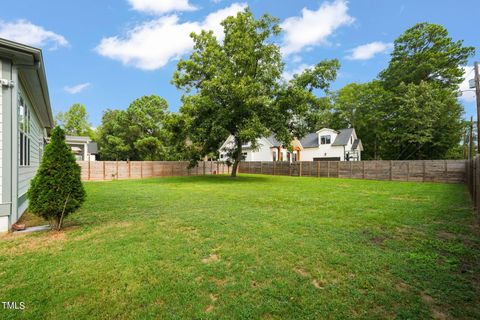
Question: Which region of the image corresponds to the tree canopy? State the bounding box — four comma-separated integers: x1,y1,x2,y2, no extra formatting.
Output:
172,8,339,176
55,103,93,138
379,22,474,89
97,95,171,160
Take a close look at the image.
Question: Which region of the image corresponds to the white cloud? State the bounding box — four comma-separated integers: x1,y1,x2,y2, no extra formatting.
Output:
0,19,68,50
460,66,476,102
64,83,91,94
346,41,393,60
282,63,314,81
128,0,197,15
280,0,354,56
96,3,246,70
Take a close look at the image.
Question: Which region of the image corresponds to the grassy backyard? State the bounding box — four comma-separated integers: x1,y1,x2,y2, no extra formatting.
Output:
1,174,479,319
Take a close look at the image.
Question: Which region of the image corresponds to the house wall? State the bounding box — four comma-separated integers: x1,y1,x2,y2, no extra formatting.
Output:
0,58,11,231
301,146,346,161
0,59,4,231
219,136,275,162
16,79,45,218
247,138,275,161
0,58,3,203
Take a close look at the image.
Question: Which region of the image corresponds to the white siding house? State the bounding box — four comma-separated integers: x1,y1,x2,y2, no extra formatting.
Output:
219,128,363,162
65,136,98,161
0,39,54,232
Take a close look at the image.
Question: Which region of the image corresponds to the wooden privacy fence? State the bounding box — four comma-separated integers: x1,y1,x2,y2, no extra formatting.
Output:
466,156,480,216
238,160,467,184
77,161,229,181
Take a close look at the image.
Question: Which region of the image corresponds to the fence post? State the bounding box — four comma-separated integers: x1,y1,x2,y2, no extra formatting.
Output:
327,161,330,177
406,162,409,182
317,161,320,177
88,160,91,181
171,163,174,176
444,160,447,182
217,162,219,174
362,161,365,179
422,160,426,182
299,162,303,177
141,162,143,178
273,161,276,175
203,161,206,175
350,161,353,178
337,161,339,177
103,161,106,180
116,161,119,180
128,161,131,179
389,160,393,180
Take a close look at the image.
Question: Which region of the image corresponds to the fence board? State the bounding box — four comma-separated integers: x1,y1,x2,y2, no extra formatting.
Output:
237,160,466,184
77,160,224,181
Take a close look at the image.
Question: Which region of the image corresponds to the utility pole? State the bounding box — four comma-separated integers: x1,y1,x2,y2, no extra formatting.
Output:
474,62,480,153
470,116,474,160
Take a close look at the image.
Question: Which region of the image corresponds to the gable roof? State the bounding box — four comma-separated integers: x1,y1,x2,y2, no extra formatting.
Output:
265,135,282,147
332,128,354,146
299,133,320,148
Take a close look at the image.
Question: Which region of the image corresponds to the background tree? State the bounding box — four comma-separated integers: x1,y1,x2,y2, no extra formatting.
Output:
96,109,131,160
96,95,170,160
55,103,94,138
173,8,339,176
330,81,391,160
28,127,85,230
380,22,475,89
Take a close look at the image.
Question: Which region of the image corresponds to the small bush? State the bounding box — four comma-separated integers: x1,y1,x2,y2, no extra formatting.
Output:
28,127,85,230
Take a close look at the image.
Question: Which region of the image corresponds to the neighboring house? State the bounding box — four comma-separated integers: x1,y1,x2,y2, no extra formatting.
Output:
219,128,363,162
65,135,98,161
0,38,54,232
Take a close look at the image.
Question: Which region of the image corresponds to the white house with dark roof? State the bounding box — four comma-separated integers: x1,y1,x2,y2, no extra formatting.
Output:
65,135,98,161
218,128,362,162
0,38,54,232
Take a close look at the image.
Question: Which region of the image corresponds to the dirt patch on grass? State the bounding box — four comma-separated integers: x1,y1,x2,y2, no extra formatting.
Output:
1,230,66,257
295,268,310,277
311,279,324,289
210,277,228,287
395,282,411,292
437,230,456,241
202,253,220,263
421,291,448,320
205,305,214,313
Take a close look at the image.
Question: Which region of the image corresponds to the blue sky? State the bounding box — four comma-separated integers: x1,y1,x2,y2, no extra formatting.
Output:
1,0,478,126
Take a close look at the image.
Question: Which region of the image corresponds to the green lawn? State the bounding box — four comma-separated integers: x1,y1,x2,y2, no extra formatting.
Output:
1,174,479,319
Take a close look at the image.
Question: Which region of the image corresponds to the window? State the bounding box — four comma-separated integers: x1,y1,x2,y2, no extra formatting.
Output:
272,151,277,162
18,95,31,166
242,152,247,160
350,136,353,144
320,135,331,145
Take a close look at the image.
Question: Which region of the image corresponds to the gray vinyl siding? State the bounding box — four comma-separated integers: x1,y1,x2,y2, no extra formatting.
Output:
0,58,3,202
17,80,44,217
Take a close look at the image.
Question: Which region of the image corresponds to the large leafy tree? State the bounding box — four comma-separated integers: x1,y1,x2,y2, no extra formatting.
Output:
386,81,464,160
97,109,131,160
28,127,85,230
55,103,93,138
97,95,170,160
380,22,474,89
330,81,391,160
172,8,339,176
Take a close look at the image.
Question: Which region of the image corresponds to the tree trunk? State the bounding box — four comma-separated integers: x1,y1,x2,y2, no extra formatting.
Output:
230,139,243,178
